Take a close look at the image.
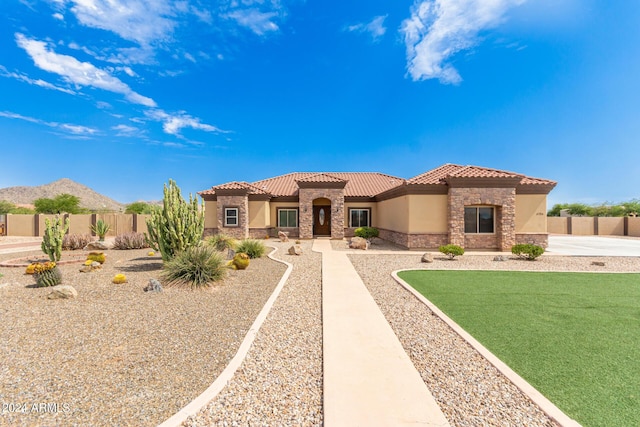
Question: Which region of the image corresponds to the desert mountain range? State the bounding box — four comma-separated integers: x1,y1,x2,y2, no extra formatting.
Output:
0,178,124,212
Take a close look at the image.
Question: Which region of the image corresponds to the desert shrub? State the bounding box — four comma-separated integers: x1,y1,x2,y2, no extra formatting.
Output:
86,252,106,264
33,262,62,287
62,233,92,250
439,244,465,260
235,239,266,259
206,234,237,252
161,245,227,288
354,226,379,240
90,219,111,241
113,232,149,250
512,244,545,260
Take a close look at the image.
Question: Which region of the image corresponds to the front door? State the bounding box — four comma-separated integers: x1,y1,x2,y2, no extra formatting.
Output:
313,205,331,236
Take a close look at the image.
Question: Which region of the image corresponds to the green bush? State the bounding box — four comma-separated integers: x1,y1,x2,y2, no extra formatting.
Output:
235,239,266,259
439,244,465,260
91,219,111,241
206,234,238,252
113,232,149,250
62,233,92,250
161,246,227,288
512,244,545,260
354,226,379,240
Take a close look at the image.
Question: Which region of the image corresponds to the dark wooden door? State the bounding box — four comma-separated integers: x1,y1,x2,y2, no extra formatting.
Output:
313,206,331,236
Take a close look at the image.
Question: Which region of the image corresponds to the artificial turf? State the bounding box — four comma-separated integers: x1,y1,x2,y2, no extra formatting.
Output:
398,270,640,427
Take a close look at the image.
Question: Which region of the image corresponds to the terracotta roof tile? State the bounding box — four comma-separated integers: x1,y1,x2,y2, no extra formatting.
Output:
295,173,347,184
200,181,269,195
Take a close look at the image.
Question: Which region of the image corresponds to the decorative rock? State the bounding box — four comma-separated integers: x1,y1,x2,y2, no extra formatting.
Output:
421,253,434,263
591,261,606,266
493,255,507,262
278,231,289,242
227,248,235,260
84,241,109,250
288,245,303,256
144,278,163,293
79,265,92,273
79,261,103,273
349,236,369,250
47,285,78,299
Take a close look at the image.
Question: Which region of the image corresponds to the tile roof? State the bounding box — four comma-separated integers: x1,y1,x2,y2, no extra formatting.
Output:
253,172,405,197
199,165,556,197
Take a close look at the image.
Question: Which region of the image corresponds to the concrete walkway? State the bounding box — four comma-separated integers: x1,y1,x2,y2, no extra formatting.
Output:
315,239,450,427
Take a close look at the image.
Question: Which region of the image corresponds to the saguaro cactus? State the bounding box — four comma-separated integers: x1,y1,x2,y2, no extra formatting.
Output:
145,179,204,262
41,216,69,262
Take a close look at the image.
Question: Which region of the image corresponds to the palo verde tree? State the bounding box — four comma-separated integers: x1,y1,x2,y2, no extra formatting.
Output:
34,194,87,214
145,179,204,262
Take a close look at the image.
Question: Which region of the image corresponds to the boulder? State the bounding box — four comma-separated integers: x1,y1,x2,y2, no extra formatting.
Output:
278,231,289,242
84,241,109,250
349,237,369,250
493,255,507,262
144,278,163,292
591,261,606,267
421,253,434,263
47,285,77,299
288,245,303,256
79,261,102,273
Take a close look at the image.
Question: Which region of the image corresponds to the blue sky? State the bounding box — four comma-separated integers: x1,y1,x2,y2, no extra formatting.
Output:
0,0,638,207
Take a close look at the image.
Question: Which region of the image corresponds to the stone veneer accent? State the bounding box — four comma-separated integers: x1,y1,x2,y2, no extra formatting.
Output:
516,233,549,248
378,229,448,249
448,187,516,251
216,194,248,239
298,188,345,239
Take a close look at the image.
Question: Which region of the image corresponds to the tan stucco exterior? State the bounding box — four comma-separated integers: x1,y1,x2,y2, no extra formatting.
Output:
407,194,448,233
515,194,547,233
248,200,270,228
204,201,217,229
377,196,410,233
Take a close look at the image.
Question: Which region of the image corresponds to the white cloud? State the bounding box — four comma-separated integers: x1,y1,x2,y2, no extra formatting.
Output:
0,65,77,95
145,109,229,137
347,15,388,40
16,33,156,107
112,123,140,136
225,8,279,35
401,0,526,84
65,0,177,46
53,12,64,20
0,110,98,136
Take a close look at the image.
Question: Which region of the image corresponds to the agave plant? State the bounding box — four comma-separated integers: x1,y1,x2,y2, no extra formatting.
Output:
91,219,111,241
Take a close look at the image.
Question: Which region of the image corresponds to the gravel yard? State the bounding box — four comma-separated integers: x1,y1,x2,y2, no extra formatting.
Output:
0,245,286,426
184,240,323,427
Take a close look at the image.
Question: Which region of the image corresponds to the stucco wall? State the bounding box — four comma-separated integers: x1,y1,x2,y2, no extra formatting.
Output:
571,217,595,235
377,196,410,234
6,214,36,236
407,194,448,233
68,215,92,235
547,217,568,234
204,201,217,229
629,217,640,237
597,217,624,235
515,194,547,233
248,200,270,228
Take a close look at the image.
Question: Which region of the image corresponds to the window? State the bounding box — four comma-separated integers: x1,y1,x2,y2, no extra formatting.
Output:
349,208,371,228
464,207,494,233
278,208,298,227
224,207,239,227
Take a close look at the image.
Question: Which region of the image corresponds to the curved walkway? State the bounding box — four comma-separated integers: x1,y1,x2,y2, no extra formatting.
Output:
315,239,449,427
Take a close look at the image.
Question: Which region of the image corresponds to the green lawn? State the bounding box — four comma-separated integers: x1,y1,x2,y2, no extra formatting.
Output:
398,270,640,427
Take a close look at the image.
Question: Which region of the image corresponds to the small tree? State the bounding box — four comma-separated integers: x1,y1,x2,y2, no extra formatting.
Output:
145,179,204,262
35,193,86,214
439,244,464,260
125,201,155,214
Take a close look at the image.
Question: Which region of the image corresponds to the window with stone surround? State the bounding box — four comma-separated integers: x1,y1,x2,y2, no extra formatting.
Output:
277,208,298,227
349,208,371,227
464,207,494,233
224,207,239,227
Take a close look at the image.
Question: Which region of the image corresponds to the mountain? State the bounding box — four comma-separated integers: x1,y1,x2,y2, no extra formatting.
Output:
0,178,124,212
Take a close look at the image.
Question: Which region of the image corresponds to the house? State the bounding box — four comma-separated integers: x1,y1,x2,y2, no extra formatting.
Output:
198,164,556,251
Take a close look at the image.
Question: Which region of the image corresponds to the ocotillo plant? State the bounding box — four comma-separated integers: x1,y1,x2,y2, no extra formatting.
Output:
145,179,204,262
41,216,69,262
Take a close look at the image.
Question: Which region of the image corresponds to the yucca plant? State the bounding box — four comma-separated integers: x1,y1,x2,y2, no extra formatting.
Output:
235,239,266,259
161,245,226,289
205,234,237,252
91,219,111,241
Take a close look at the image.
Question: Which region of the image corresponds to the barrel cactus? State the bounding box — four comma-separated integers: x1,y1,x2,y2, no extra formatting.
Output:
112,274,127,284
87,252,106,264
231,253,250,270
33,262,63,287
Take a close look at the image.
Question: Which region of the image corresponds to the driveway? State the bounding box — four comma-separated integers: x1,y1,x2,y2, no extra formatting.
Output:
547,235,640,256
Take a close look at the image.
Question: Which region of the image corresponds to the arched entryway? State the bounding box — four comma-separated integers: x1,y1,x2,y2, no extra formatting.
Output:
312,198,331,236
